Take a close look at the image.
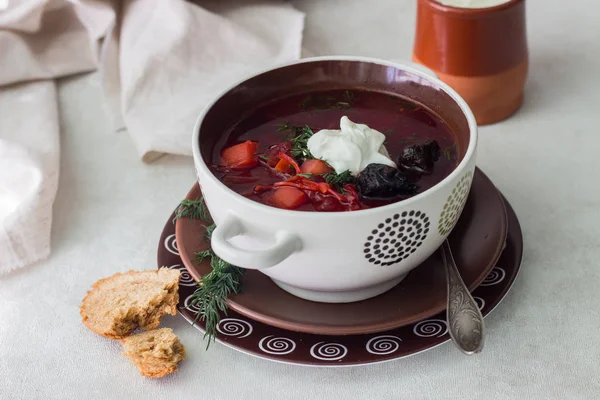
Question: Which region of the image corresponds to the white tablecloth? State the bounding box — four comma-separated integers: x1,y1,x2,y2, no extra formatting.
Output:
1,0,599,398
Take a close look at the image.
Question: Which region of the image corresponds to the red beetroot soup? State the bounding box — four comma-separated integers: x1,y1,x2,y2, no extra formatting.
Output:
211,89,458,212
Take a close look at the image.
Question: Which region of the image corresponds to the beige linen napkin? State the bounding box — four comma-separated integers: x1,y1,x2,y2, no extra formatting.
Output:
104,0,304,161
0,0,304,274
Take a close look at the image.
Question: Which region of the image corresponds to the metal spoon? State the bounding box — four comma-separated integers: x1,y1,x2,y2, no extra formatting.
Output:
441,240,485,355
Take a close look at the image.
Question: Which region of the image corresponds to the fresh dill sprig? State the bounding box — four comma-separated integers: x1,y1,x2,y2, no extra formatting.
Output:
290,128,314,159
192,231,245,348
278,123,315,160
323,170,354,192
173,197,245,348
203,223,216,240
173,198,209,223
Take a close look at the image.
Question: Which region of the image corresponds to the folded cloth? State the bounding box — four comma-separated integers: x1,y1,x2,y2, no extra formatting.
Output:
0,81,59,271
0,0,304,274
104,0,305,161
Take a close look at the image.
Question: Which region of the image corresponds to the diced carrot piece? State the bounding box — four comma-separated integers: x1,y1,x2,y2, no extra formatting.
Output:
272,187,308,209
221,141,258,169
301,159,333,175
263,141,292,167
278,153,302,174
274,158,294,174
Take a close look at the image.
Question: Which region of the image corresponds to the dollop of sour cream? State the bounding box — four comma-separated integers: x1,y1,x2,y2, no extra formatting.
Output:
307,116,396,175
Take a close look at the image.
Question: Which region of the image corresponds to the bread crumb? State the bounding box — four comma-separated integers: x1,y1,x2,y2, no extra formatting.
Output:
120,328,186,378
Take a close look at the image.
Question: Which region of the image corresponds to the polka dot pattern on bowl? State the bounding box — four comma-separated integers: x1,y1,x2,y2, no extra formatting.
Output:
364,210,430,267
438,171,473,236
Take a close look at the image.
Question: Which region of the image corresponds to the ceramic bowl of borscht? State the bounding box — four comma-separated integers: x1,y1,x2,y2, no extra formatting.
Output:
192,56,477,303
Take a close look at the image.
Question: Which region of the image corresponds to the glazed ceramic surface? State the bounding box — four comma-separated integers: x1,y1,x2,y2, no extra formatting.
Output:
158,193,523,366
413,0,528,124
192,56,477,303
175,168,507,335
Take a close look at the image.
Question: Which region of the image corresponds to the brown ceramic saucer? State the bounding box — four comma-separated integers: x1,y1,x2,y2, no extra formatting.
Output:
159,193,521,366
175,168,507,336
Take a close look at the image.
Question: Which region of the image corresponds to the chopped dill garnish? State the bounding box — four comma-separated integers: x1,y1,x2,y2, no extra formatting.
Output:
192,236,245,348
300,92,356,111
190,222,245,349
278,122,291,132
323,170,354,192
290,127,315,159
442,143,456,160
173,198,209,223
344,90,356,101
278,123,316,160
203,223,216,240
173,197,245,348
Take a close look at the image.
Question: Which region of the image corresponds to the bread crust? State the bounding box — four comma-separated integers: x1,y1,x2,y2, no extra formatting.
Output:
120,328,186,378
80,268,180,339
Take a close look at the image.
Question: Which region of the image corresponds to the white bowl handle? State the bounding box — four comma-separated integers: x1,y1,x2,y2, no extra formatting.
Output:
210,214,301,270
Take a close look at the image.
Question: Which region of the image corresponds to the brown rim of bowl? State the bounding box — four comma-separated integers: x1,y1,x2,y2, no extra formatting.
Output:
191,56,478,219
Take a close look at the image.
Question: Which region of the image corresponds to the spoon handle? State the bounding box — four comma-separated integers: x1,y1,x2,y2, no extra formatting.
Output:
441,240,485,355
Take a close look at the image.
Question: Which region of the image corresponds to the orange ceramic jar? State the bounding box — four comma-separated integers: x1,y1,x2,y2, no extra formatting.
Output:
413,0,528,125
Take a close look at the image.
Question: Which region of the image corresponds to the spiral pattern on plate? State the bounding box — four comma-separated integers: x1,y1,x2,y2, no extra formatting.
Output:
480,267,506,286
216,318,253,338
310,342,348,361
168,264,196,287
365,335,403,355
183,293,203,314
164,234,179,255
258,335,296,355
474,296,485,310
413,319,448,338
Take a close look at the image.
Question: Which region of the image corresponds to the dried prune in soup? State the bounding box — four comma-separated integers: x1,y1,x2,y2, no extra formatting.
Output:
397,140,441,174
356,164,418,201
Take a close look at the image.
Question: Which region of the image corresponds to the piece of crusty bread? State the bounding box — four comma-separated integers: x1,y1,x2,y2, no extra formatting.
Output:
80,268,180,339
120,328,186,378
